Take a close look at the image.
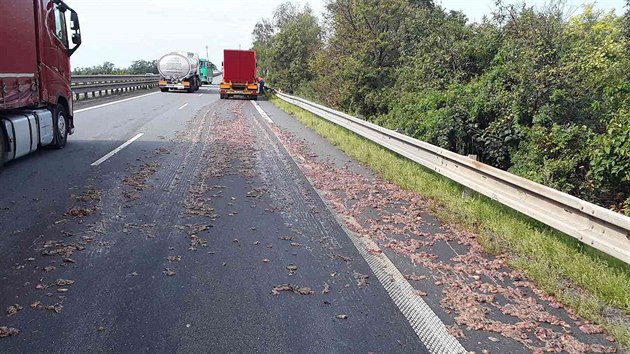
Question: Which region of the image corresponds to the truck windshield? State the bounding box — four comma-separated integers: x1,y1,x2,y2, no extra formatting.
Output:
53,4,69,48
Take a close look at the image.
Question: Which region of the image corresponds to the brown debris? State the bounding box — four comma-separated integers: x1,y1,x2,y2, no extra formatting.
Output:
64,206,97,218
47,303,63,313
0,326,19,338
41,240,85,258
323,282,331,294
167,256,182,262
271,284,314,296
286,264,298,275
6,304,22,317
336,255,353,263
188,235,208,250
579,323,605,335
55,279,75,286
353,272,370,287
122,162,160,191
74,188,102,202
405,273,427,281
269,126,621,353
447,325,465,338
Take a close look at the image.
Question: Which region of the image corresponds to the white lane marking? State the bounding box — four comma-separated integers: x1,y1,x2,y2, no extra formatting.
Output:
90,133,144,166
75,92,160,113
342,224,467,353
178,103,189,110
198,93,203,97
251,101,273,123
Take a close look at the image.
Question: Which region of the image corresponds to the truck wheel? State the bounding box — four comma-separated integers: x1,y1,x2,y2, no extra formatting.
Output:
52,104,68,149
187,85,195,93
160,88,169,92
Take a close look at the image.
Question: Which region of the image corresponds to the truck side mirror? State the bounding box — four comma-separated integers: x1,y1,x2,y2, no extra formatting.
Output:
72,33,81,45
70,11,80,30
67,9,81,56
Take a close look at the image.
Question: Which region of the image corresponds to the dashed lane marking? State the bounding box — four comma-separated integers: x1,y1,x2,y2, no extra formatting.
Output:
178,103,189,110
75,92,160,113
90,133,144,166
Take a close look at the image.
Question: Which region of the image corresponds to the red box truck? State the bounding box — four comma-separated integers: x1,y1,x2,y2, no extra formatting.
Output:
0,0,82,169
219,50,259,100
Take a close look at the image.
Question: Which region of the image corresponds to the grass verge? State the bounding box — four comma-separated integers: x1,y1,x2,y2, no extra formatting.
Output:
269,95,630,349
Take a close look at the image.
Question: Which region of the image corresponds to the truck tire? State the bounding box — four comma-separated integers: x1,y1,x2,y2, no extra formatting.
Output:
160,88,169,92
52,104,68,149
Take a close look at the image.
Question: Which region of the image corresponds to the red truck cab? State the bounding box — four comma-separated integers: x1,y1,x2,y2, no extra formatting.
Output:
219,50,259,100
0,0,81,168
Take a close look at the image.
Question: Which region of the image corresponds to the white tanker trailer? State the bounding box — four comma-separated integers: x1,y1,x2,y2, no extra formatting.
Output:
158,52,201,93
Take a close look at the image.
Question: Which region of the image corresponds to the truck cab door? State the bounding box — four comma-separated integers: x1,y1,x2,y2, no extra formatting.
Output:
39,0,74,105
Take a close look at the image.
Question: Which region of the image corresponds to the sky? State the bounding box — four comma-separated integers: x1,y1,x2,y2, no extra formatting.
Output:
70,0,626,69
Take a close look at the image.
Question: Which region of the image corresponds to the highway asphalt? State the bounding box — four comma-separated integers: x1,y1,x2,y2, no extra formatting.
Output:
0,87,428,353
0,86,621,354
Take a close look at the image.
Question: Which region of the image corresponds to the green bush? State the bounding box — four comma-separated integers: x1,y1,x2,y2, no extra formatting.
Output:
253,0,630,212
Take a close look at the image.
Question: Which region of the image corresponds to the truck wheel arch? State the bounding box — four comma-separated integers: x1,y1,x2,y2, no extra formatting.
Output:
54,95,73,133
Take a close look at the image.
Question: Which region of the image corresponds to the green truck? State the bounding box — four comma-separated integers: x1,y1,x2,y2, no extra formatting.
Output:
199,58,213,85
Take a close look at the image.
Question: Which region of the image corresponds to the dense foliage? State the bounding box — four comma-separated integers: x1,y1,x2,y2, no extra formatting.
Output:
253,0,630,214
72,59,159,75
73,58,218,76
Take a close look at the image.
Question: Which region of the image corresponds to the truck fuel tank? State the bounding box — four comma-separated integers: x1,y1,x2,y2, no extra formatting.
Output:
1,109,53,161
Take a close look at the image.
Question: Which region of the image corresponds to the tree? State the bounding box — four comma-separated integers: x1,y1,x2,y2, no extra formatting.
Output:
72,60,158,75
250,0,630,213
128,60,158,75
252,3,322,93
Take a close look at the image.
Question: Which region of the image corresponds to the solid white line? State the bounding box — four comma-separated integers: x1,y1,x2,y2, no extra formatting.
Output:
344,228,467,353
90,133,144,166
75,92,160,113
251,101,273,123
178,103,189,110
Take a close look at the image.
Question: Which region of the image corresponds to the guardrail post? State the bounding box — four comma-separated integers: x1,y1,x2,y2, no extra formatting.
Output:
462,155,478,198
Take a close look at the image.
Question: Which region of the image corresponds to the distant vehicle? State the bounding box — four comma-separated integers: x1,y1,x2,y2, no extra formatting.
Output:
220,50,259,100
199,59,212,85
145,73,156,76
0,0,82,168
157,52,201,93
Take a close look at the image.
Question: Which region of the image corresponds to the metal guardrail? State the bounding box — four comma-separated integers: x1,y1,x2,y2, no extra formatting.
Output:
71,75,159,100
275,92,630,264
